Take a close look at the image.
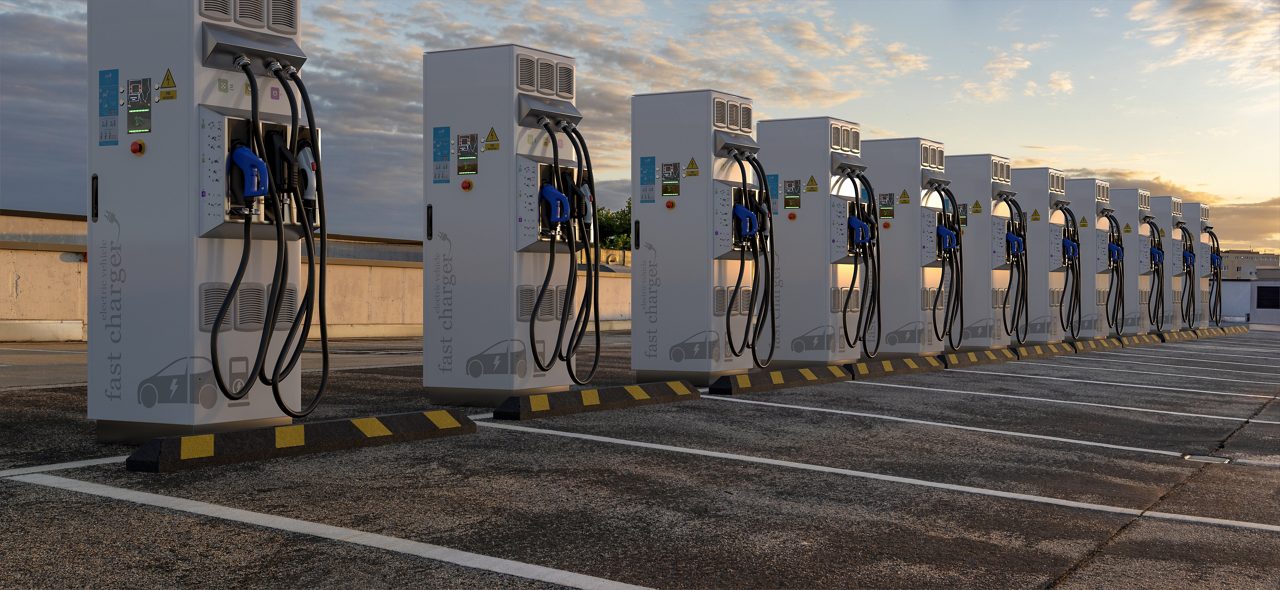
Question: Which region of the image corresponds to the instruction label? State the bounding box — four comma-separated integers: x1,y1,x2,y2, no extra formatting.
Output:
431,126,450,184
97,69,119,146
639,156,656,203
661,162,680,197
768,174,779,202
1123,223,1132,234
879,192,897,219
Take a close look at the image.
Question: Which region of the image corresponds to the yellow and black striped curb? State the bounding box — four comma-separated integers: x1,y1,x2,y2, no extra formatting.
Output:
125,410,476,473
942,348,1019,367
1066,337,1125,352
1158,329,1198,342
1120,333,1162,347
710,365,853,395
847,355,944,379
1196,325,1247,338
1009,342,1076,360
494,381,698,419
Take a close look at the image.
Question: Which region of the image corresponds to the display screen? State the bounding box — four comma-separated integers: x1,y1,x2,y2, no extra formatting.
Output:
126,77,151,134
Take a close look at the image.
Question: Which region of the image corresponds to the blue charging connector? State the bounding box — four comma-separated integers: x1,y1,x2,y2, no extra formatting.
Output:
848,216,872,245
539,184,570,224
936,225,958,252
1108,242,1124,264
733,204,758,239
1006,232,1025,256
1062,238,1079,259
228,145,270,198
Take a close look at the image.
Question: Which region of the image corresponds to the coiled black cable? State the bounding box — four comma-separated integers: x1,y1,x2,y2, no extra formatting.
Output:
1056,203,1083,340
531,119,568,373
841,171,882,357
725,152,754,359
211,57,283,402
1000,195,1030,344
931,184,964,350
1176,222,1197,327
559,123,602,385
744,154,777,368
1102,211,1125,336
1207,228,1223,327
1144,218,1165,334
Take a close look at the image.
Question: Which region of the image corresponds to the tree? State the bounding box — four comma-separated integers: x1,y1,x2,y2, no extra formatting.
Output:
597,198,631,250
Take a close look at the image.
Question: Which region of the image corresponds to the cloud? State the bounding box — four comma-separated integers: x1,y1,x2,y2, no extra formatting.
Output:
960,50,1032,102
1208,198,1280,252
1026,71,1074,97
583,0,646,17
1090,7,1110,18
1127,0,1280,87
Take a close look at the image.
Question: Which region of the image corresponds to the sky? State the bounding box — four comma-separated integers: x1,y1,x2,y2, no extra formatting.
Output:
1,0,1277,251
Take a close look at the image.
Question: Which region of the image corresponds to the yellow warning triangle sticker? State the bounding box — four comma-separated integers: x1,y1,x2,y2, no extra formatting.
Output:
1080,218,1089,228
685,158,700,177
1123,223,1132,234
1159,228,1166,237
971,201,982,214
159,68,177,89
1031,209,1041,221
484,127,499,143
805,175,819,192
898,190,910,204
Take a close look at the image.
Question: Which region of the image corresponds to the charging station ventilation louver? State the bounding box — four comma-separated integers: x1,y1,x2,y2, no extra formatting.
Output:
714,99,727,128
1096,183,1110,204
1049,172,1066,194
556,63,574,99
235,284,266,331
991,160,1011,183
921,144,944,170
714,287,728,317
199,283,231,332
555,286,567,321
536,58,556,95
201,0,232,20
1139,191,1151,210
726,102,741,131
517,285,536,322
739,105,751,131
234,0,266,28
267,0,298,34
517,55,537,92
737,288,752,316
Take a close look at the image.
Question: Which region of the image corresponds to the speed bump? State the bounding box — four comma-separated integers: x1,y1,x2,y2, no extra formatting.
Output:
1121,333,1161,347
942,348,1016,367
1159,329,1198,342
709,365,853,395
126,409,476,472
1010,342,1075,360
1068,337,1125,352
847,355,944,380
494,380,697,419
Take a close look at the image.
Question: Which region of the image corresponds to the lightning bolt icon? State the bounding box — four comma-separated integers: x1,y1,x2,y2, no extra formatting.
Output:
493,356,501,371
169,378,179,398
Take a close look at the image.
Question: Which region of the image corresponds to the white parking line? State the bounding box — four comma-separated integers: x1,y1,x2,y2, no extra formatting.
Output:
947,368,1275,400
1089,351,1280,376
1017,359,1278,386
1145,347,1278,361
476,421,1280,533
0,456,127,478
1105,350,1280,371
0,347,86,355
9,474,648,590
702,395,1184,458
1172,343,1280,355
849,381,1280,425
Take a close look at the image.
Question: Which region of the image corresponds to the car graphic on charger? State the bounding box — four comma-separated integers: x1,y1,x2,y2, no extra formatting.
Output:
137,356,219,409
467,339,528,378
791,325,835,353
669,331,719,363
884,322,925,346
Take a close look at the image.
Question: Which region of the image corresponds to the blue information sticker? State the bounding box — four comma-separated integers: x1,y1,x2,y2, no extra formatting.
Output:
767,174,780,201
431,126,450,184
639,156,656,186
97,69,119,146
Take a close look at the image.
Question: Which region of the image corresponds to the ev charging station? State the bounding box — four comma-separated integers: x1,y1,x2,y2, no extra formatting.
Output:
630,90,778,385
87,0,330,441
945,154,1027,349
1063,178,1111,340
757,117,880,365
860,138,961,355
1182,203,1213,329
1140,199,1168,335
1011,168,1068,344
1150,196,1184,331
423,45,601,404
1110,189,1151,335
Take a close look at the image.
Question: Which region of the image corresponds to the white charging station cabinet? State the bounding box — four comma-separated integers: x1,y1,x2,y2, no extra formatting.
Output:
1011,168,1068,344
87,0,308,440
946,154,1016,350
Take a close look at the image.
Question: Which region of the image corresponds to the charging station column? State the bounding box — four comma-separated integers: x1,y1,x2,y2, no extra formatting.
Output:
1111,189,1151,335
1182,203,1213,329
758,117,871,365
1150,196,1183,331
630,90,766,385
87,0,309,441
423,45,595,404
947,155,1020,350
860,138,949,356
1012,168,1067,344
1064,179,1109,340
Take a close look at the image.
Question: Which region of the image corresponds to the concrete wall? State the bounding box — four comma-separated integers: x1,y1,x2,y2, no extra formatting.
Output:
1,218,632,340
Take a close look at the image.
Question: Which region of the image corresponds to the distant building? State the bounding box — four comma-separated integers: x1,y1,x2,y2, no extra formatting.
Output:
1251,268,1280,325
1222,249,1280,280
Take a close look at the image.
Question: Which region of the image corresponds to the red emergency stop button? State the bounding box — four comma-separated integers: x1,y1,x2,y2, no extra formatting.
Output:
460,179,473,192
130,140,145,156
665,200,675,209
787,212,797,221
